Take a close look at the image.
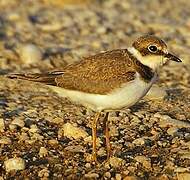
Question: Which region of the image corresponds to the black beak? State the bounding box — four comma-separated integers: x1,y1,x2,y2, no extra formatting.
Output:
164,53,182,62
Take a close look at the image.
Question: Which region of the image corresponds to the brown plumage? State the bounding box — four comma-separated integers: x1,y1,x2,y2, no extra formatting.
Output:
7,49,154,94
132,35,167,56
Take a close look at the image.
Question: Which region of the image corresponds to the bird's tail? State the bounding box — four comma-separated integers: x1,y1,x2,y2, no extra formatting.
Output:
6,71,64,86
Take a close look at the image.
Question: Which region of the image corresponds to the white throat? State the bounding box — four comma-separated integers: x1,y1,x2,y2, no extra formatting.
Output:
128,47,167,71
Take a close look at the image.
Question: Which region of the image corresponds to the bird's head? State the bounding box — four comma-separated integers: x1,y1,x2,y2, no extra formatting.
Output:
129,35,182,70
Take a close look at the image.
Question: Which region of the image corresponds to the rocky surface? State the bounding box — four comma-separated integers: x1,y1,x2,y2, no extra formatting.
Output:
0,0,190,179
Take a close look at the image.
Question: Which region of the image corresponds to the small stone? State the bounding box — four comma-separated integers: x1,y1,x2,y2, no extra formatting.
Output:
32,133,44,141
116,173,122,180
0,137,11,145
7,12,20,21
9,124,17,131
52,117,64,124
154,113,190,128
123,176,138,180
179,151,190,160
18,43,42,65
177,173,190,180
38,22,63,32
59,123,88,139
130,116,141,126
167,127,179,136
19,132,29,142
97,26,106,34
175,167,190,173
157,174,169,180
64,145,85,153
48,139,59,146
29,124,39,133
85,163,91,169
105,172,111,179
132,138,145,146
110,125,119,136
85,153,92,162
4,157,25,172
11,118,25,127
84,136,102,147
38,168,50,178
39,147,48,157
97,147,106,156
84,173,99,179
109,157,123,168
0,118,5,132
134,155,151,169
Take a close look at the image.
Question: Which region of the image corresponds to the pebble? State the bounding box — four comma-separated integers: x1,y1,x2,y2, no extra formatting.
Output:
109,157,123,168
123,176,138,180
29,124,39,134
0,137,12,145
38,22,63,32
167,127,179,136
39,147,48,157
104,172,111,179
9,124,17,131
178,151,190,160
132,137,145,146
85,163,91,169
42,0,91,6
52,117,64,124
18,44,42,65
48,139,59,146
84,173,99,179
116,173,122,180
59,123,88,139
19,132,29,142
6,12,20,21
38,168,50,178
177,173,190,180
0,118,5,132
64,145,85,153
154,113,190,128
145,85,167,100
134,155,151,169
175,167,190,173
11,118,25,127
157,174,169,180
97,147,106,156
4,157,25,172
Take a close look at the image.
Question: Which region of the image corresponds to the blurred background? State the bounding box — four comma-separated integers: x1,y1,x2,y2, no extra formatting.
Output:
0,0,189,72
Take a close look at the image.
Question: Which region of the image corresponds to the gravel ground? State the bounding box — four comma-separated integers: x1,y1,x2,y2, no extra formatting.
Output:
0,0,190,179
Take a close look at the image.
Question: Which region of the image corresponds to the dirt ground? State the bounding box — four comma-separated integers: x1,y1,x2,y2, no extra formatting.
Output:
0,0,190,179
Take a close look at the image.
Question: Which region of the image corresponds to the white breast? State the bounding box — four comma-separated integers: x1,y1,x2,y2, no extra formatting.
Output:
48,73,157,111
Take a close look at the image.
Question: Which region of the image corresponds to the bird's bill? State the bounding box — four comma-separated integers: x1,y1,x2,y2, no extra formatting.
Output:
164,53,182,62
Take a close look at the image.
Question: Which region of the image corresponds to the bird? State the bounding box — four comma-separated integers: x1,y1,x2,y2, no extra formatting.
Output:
7,35,182,163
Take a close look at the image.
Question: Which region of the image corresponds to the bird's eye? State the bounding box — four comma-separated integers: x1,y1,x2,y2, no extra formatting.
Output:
148,45,158,53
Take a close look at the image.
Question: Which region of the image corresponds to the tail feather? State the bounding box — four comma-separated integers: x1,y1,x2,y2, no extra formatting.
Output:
6,71,64,86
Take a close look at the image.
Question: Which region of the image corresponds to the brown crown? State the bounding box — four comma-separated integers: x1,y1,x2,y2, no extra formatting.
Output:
132,35,167,56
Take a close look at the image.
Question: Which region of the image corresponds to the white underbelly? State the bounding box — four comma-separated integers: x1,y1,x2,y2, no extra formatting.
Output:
48,73,156,111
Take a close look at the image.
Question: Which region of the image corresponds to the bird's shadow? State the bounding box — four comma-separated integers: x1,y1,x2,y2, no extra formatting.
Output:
164,88,184,101
130,101,150,112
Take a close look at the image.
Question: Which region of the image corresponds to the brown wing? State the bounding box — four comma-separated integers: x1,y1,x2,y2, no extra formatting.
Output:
7,71,64,85
55,49,136,94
